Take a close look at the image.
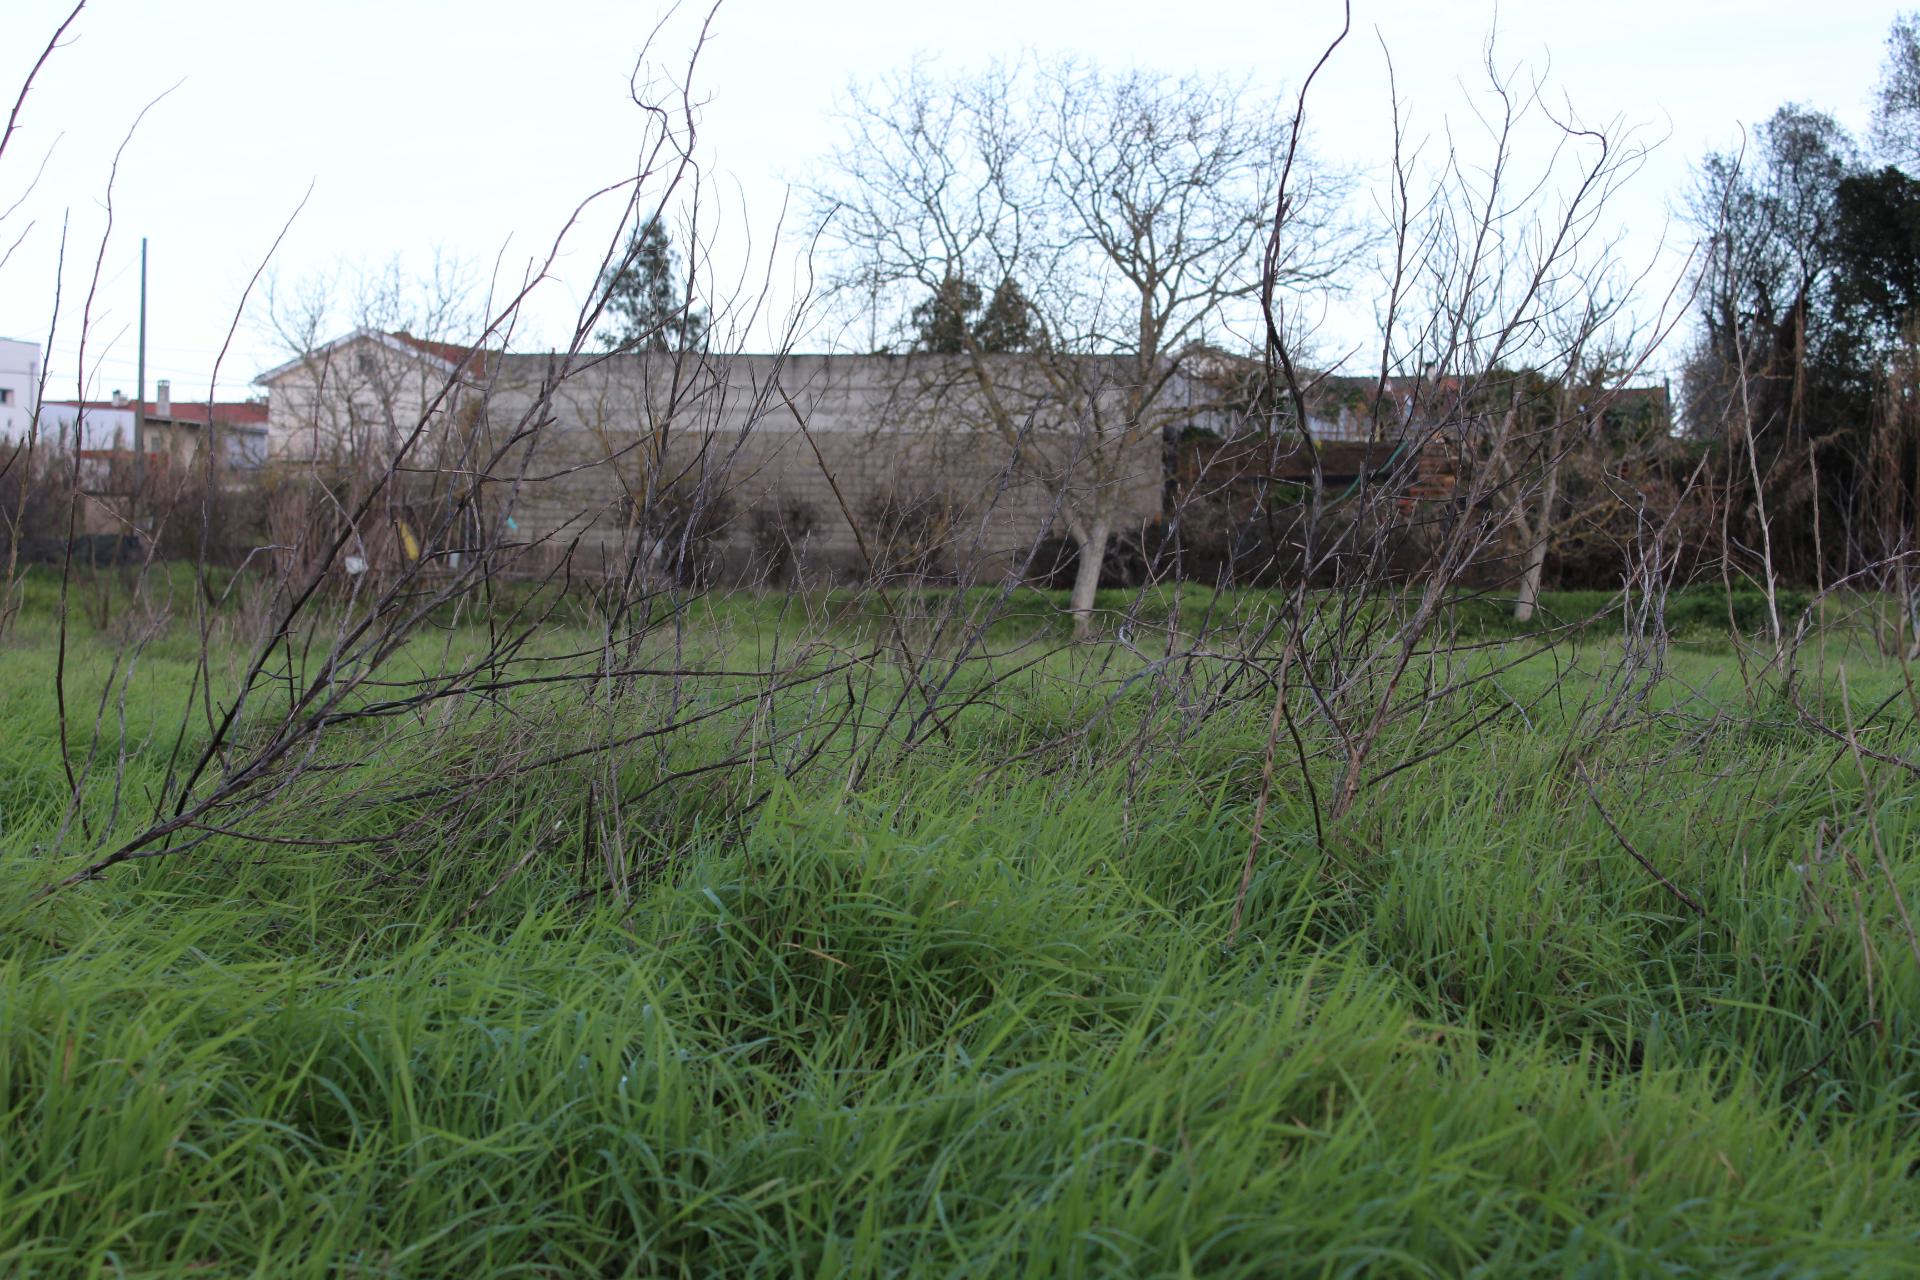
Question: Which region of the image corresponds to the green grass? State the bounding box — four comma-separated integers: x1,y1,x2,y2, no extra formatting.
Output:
0,575,1916,1276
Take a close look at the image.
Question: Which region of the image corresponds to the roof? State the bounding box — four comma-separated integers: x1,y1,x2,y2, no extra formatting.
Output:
388,331,486,368
43,399,269,427
160,401,270,427
253,327,495,385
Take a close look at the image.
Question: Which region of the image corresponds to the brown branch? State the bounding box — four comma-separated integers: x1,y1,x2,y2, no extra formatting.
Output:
1576,762,1710,920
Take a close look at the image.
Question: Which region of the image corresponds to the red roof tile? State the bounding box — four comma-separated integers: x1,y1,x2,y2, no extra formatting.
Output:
46,399,269,426
389,331,493,375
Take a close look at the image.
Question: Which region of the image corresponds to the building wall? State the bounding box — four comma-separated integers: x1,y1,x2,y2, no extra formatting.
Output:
0,338,41,441
264,338,468,465
36,405,193,461
36,403,136,453
35,403,267,499
477,351,1165,581
261,341,1169,583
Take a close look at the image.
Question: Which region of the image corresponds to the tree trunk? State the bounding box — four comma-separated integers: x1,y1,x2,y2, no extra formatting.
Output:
1513,417,1567,624
1513,537,1548,623
1069,519,1111,640
1512,456,1560,623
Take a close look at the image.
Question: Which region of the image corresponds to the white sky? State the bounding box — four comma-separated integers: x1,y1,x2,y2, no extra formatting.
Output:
0,0,1898,403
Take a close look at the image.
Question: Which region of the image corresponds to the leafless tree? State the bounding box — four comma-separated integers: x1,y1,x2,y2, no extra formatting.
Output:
30,2,839,892
17,0,1908,1010
1681,112,1864,660
0,1,84,634
1220,20,1682,936
1873,11,1920,169
813,57,1365,636
1507,315,1667,623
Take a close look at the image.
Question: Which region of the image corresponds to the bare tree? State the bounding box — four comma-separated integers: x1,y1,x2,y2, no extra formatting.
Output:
1681,109,1869,653
0,1,85,633
1220,23,1680,935
30,2,827,893
813,57,1363,636
1508,315,1663,623
1873,11,1920,169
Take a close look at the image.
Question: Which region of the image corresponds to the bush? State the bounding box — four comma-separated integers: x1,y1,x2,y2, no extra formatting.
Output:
1448,586,1814,640
859,486,964,583
1667,588,1811,637
748,492,821,586
0,449,71,563
1024,525,1161,590
619,475,737,588
149,471,272,564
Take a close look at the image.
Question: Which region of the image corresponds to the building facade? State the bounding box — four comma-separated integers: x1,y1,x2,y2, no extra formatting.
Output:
0,337,41,442
256,332,1170,582
39,386,270,492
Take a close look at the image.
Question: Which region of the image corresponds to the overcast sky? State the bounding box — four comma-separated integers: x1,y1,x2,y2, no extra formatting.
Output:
0,0,1899,403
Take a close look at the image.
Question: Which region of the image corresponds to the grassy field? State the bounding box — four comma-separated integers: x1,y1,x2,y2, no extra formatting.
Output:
1,573,1916,1276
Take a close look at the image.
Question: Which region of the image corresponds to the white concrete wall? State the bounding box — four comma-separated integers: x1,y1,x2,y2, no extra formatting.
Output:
477,349,1167,574
259,335,1174,579
0,337,42,442
262,336,462,464
35,403,137,453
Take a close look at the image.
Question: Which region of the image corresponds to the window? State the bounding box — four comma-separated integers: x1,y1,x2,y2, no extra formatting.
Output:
0,388,13,405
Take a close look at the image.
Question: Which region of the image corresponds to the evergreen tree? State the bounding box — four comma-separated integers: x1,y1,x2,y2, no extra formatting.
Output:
1833,165,1920,341
908,276,982,353
971,278,1041,353
596,216,707,352
1873,12,1920,168
908,275,1038,353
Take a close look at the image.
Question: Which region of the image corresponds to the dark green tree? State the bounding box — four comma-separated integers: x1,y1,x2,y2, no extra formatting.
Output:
1684,82,1920,581
595,216,707,352
909,275,1039,353
971,277,1041,353
1682,104,1863,446
908,276,982,353
1833,165,1920,340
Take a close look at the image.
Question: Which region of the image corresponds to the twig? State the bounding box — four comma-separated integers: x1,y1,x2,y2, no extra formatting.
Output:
1576,761,1710,921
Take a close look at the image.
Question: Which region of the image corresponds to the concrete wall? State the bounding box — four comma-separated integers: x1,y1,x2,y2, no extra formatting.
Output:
485,351,1165,581
36,403,135,453
263,340,1169,583
0,337,41,441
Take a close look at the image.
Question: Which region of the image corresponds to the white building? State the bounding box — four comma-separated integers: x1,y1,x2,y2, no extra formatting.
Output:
0,337,41,441
38,386,270,474
35,394,134,454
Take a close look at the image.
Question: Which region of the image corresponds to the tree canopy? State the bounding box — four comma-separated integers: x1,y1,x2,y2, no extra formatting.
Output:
594,216,707,353
909,276,1041,353
1682,24,1920,580
813,57,1362,631
1873,13,1920,168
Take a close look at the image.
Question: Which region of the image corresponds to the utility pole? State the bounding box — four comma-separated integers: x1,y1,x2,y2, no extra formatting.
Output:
132,237,148,529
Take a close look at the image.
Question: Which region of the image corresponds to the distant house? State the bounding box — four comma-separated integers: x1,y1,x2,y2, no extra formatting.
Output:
0,336,41,441
38,385,270,495
1182,349,1672,447
254,329,494,468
